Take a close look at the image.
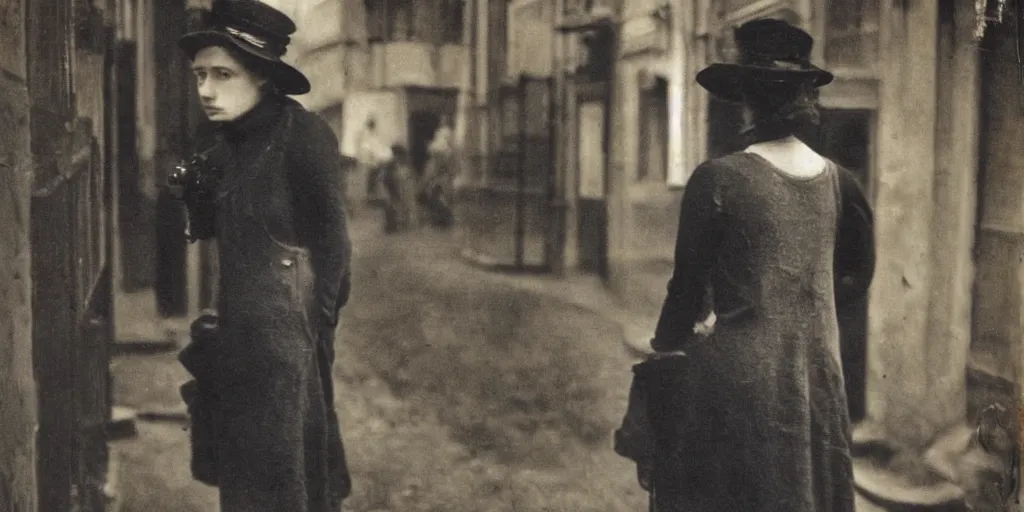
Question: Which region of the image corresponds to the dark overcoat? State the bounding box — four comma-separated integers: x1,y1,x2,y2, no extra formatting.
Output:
181,94,353,512
647,153,875,512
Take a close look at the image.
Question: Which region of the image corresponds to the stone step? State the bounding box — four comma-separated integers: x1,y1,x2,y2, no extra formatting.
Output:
107,406,138,441
111,330,185,356
853,455,969,511
136,404,189,423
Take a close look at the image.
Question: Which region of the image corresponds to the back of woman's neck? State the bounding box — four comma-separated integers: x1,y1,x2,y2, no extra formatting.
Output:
748,134,801,148
744,136,826,177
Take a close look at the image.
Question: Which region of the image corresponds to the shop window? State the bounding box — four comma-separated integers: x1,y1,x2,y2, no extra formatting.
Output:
638,76,669,182
824,0,880,71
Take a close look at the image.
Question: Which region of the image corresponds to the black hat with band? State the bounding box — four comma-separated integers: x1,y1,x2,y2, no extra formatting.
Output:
178,0,311,95
696,18,833,103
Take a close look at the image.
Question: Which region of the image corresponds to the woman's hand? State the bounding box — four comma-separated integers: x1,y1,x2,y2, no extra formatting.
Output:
637,461,653,492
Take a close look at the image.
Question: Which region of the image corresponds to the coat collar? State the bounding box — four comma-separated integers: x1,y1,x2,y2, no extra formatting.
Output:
221,94,288,143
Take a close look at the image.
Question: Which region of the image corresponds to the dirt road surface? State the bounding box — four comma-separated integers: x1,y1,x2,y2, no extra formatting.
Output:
111,215,649,511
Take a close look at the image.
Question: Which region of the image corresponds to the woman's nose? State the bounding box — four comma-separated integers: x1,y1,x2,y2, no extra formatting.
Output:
198,81,214,101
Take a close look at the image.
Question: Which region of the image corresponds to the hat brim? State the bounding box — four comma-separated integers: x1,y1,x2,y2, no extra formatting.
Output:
696,63,833,103
178,31,311,96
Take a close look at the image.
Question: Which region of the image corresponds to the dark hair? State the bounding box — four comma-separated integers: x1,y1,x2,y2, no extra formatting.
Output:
740,79,821,145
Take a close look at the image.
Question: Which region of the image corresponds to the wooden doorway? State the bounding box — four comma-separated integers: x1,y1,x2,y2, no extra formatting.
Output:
405,86,457,179
803,108,875,423
575,82,609,276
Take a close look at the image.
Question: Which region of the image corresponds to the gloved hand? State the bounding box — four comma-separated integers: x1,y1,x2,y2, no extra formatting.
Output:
335,272,351,312
637,461,652,492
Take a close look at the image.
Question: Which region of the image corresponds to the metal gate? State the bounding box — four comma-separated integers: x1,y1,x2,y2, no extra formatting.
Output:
494,75,555,270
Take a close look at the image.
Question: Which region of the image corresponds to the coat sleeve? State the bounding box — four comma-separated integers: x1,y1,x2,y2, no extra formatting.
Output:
833,166,875,309
289,113,353,327
651,163,723,352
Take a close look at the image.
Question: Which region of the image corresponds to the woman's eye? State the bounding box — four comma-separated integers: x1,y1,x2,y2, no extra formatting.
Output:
216,70,232,80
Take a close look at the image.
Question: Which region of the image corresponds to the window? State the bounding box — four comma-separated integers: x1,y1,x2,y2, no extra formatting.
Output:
439,0,465,44
365,0,462,44
638,77,669,181
364,0,387,42
802,109,873,189
501,90,520,148
824,0,880,71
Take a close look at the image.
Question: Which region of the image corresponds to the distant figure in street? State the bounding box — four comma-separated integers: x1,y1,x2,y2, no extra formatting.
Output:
172,0,352,510
623,19,875,511
356,115,393,205
381,144,418,233
419,116,456,228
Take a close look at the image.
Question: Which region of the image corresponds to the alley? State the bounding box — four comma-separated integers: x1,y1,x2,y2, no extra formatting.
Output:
110,214,651,512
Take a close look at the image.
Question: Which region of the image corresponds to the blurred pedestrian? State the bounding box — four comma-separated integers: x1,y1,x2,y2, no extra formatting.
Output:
419,116,456,228
173,0,353,509
381,144,418,233
619,18,875,512
356,115,392,206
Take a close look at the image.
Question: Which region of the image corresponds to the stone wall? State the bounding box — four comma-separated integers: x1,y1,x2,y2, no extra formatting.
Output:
0,0,39,508
605,1,684,308
619,188,681,313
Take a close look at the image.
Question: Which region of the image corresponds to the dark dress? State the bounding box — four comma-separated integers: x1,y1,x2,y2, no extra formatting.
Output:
381,159,418,233
648,152,875,512
191,95,352,511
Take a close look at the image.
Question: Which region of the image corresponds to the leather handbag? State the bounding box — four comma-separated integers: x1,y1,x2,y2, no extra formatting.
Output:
178,312,222,486
614,351,689,491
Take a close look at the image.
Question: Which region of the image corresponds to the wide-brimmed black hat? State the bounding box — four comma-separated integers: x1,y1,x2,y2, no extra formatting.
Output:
178,0,310,95
696,18,833,103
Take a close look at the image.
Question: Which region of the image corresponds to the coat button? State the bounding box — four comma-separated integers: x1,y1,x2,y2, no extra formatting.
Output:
281,258,294,268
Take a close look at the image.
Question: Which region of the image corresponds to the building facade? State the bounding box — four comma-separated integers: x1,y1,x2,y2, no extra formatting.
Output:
465,0,1021,502
333,0,472,204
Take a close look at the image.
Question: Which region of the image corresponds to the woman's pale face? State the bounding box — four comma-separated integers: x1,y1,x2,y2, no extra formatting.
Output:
191,46,265,122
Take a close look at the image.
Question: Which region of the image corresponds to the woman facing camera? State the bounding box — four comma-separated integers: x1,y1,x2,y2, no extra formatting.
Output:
171,1,352,510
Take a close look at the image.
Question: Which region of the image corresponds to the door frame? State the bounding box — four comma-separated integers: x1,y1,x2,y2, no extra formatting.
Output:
403,86,459,177
573,79,610,276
